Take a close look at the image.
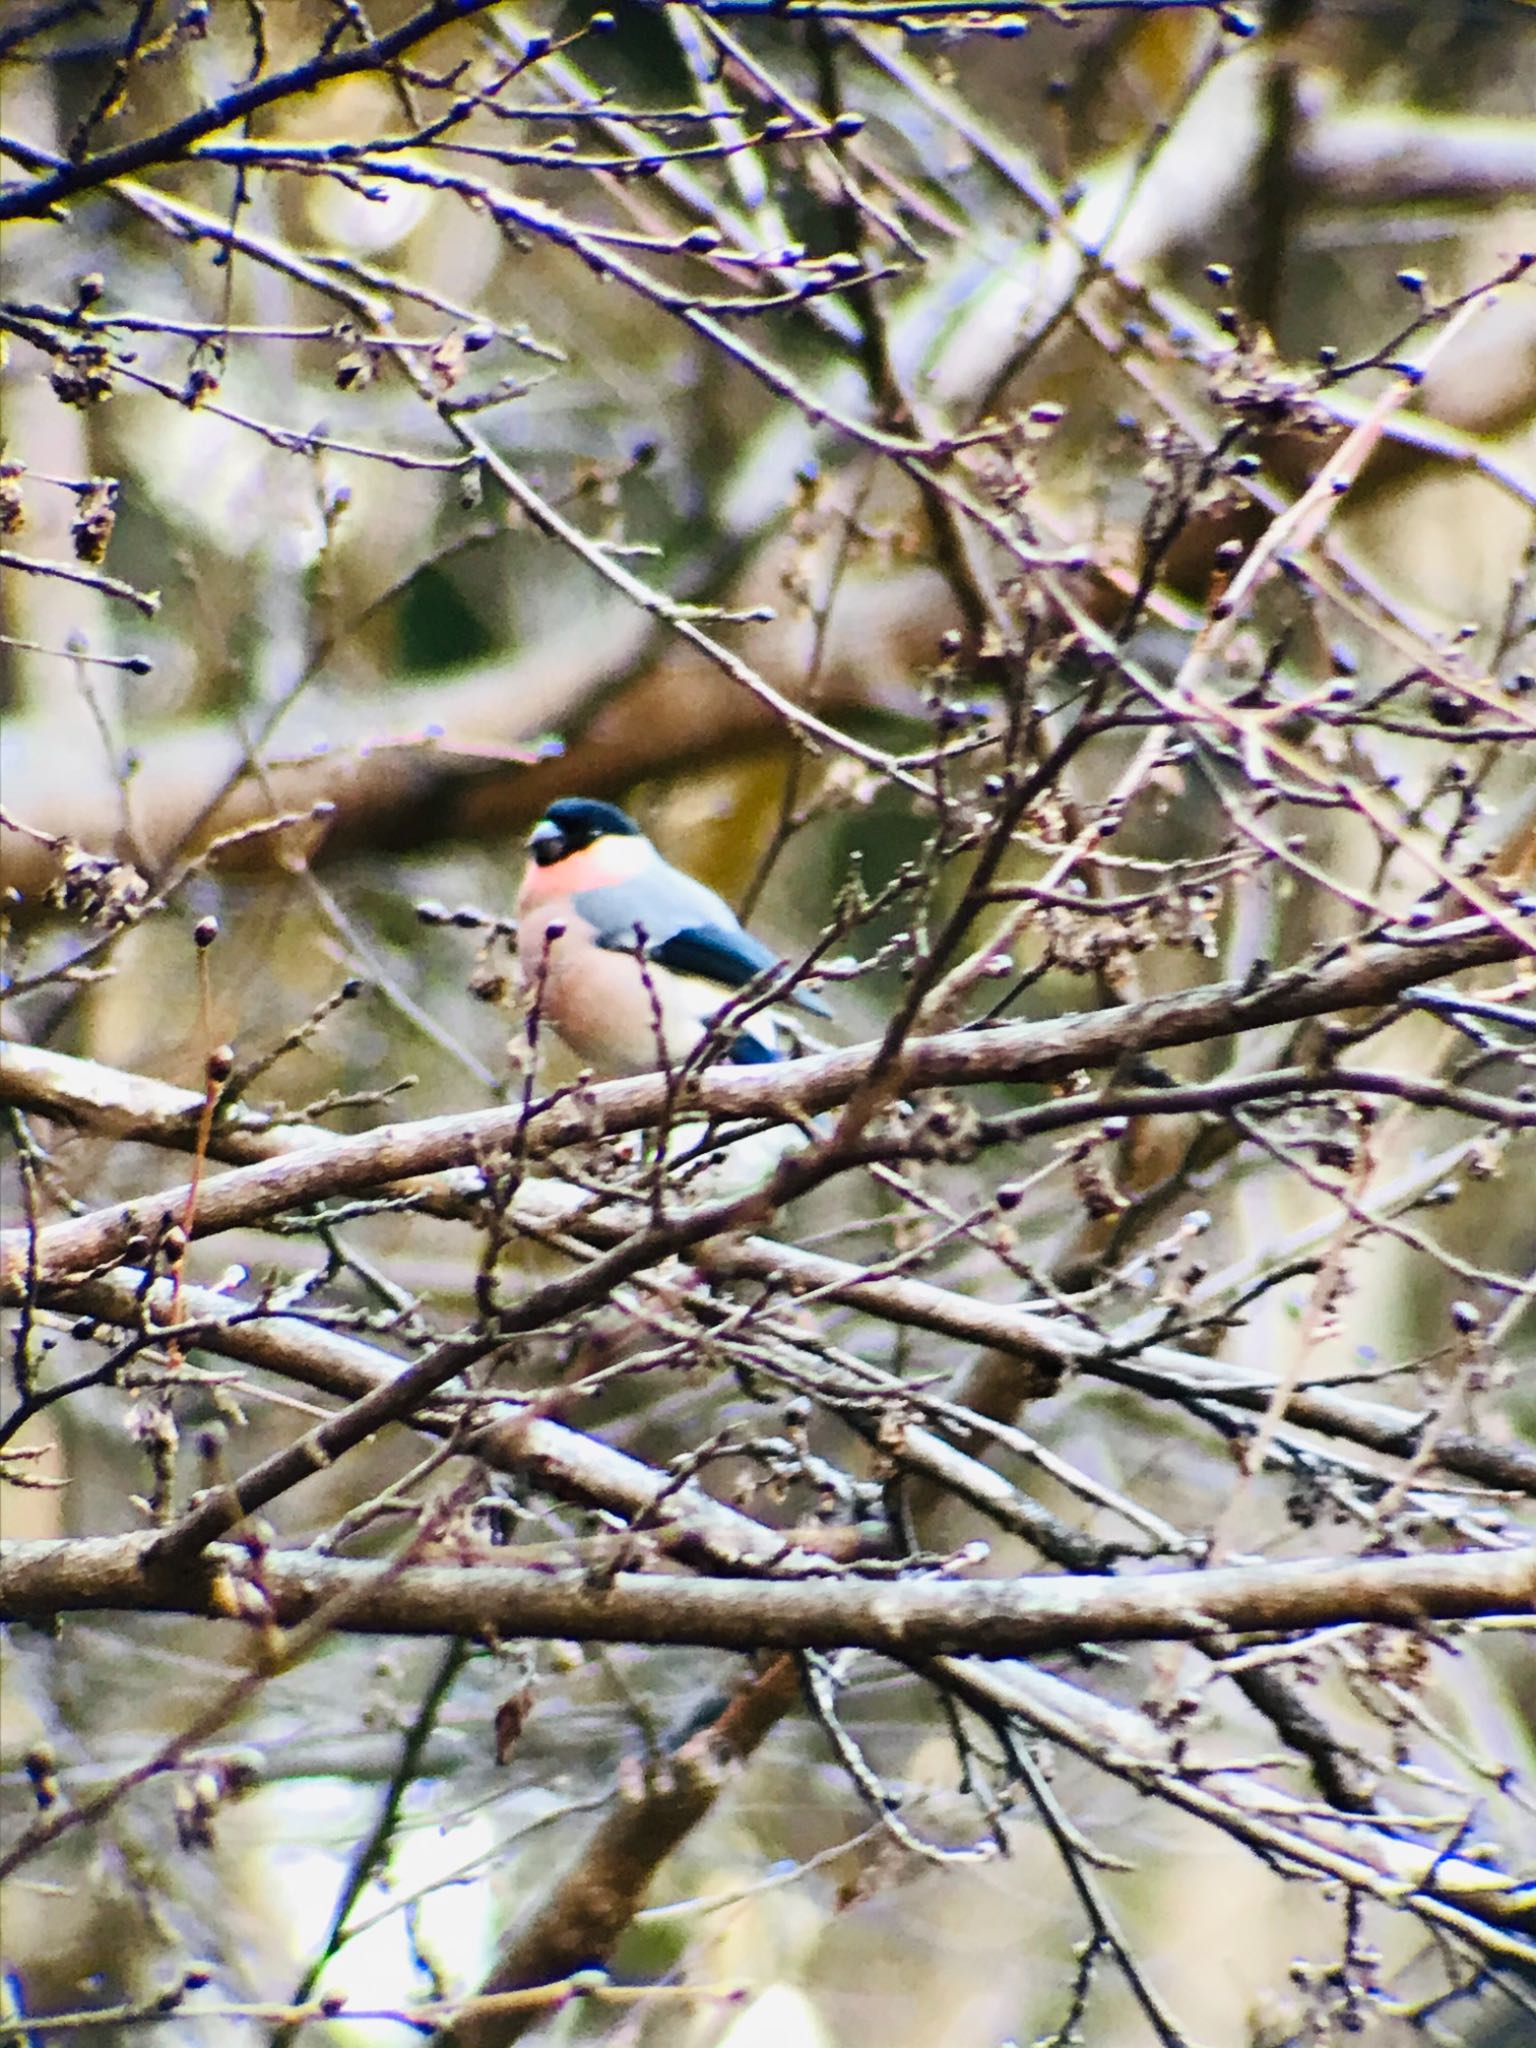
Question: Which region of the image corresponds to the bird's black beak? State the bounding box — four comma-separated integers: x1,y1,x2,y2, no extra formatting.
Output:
526,818,566,866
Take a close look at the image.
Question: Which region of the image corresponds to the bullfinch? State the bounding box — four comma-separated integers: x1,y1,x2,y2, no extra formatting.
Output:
517,796,829,1076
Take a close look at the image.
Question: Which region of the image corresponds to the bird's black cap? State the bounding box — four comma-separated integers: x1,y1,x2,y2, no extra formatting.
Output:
527,796,643,863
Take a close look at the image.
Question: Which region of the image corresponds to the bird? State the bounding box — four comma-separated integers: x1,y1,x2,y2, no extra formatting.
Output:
516,796,829,1076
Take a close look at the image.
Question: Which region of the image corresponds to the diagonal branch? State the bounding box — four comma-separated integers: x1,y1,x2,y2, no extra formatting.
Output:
4,906,1527,1295
0,1,507,224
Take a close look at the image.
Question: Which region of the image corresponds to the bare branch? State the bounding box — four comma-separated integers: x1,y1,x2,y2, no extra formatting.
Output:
4,1534,1530,1659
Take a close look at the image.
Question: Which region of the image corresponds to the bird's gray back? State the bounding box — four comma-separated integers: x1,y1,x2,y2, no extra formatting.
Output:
571,868,767,958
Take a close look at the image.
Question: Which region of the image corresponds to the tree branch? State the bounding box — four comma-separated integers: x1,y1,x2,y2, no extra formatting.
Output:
4,905,1526,1295
0,1,507,224
4,1534,1530,1653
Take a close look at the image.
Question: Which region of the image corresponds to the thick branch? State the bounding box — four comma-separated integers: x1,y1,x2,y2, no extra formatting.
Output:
437,1656,803,2048
3,1535,1530,1653
0,1040,323,1164
4,907,1527,1294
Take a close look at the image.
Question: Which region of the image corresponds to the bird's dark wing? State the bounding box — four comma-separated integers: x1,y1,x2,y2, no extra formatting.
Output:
652,926,832,1017
572,877,832,1017
646,922,781,989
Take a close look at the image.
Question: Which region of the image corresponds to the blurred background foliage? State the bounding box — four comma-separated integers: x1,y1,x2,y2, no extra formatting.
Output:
3,2,1535,2044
